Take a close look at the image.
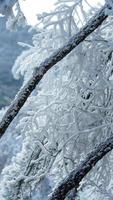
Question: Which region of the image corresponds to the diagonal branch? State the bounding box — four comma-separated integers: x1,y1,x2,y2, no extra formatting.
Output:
0,4,109,138
49,135,113,200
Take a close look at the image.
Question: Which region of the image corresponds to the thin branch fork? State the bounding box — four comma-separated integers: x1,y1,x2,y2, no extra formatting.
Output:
49,135,113,200
0,4,109,137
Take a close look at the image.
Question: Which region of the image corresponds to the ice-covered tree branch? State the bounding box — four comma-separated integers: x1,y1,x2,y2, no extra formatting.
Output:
0,4,110,138
49,135,113,200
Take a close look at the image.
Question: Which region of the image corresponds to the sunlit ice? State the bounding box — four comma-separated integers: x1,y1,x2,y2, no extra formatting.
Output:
19,0,105,25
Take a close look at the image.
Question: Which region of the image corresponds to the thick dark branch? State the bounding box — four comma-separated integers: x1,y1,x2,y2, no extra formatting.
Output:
49,135,113,200
0,5,109,137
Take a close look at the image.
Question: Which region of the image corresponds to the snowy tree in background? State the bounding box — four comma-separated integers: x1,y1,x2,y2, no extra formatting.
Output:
1,0,113,199
0,14,36,109
0,0,26,29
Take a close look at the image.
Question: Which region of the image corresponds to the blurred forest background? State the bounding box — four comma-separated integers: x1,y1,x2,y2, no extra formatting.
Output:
0,16,33,108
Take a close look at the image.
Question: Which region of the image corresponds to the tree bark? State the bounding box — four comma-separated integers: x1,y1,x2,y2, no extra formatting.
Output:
49,135,113,200
0,4,109,137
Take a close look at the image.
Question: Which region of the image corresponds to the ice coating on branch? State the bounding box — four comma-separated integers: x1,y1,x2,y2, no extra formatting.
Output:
1,1,113,200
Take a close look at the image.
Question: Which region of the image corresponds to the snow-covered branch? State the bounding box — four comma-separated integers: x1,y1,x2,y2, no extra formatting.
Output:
49,135,113,200
0,4,109,138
